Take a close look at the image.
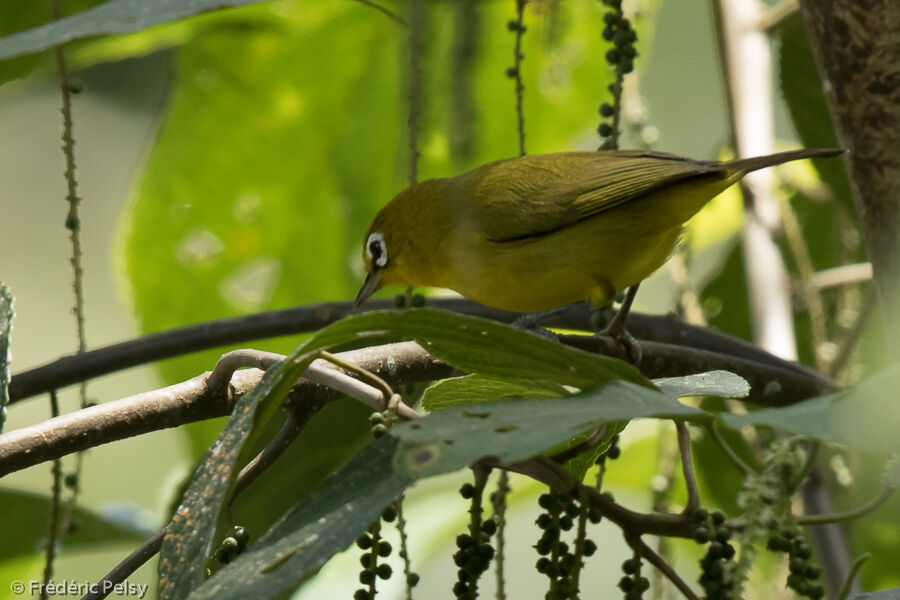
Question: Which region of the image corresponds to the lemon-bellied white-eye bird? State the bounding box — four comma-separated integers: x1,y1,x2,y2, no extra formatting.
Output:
355,148,842,316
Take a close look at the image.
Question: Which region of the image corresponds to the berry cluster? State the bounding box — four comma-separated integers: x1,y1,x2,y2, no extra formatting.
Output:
214,525,250,564
534,492,600,599
693,508,737,599
618,557,650,600
369,411,391,439
767,529,824,599
452,483,497,599
597,0,639,150
354,520,393,600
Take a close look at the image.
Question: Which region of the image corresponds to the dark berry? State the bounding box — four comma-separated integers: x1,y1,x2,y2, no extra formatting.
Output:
622,558,639,574
618,576,634,592
376,564,392,580
232,526,249,549
377,541,392,557
459,483,475,498
583,540,597,556
694,526,710,544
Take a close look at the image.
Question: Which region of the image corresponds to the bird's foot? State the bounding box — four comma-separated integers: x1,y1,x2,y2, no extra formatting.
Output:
596,323,642,365
512,312,561,343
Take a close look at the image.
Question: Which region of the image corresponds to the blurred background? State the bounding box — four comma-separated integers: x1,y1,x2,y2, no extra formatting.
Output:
0,0,894,598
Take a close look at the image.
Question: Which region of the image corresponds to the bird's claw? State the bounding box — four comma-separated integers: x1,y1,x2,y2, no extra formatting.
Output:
597,325,642,365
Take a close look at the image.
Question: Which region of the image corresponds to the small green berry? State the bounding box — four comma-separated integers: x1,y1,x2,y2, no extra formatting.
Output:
694,526,710,544
232,526,249,549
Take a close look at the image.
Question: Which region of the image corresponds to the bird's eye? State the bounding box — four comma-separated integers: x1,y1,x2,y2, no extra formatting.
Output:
365,232,388,268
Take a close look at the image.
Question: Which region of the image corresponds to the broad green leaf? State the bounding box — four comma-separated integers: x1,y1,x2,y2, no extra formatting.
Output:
159,343,333,599
305,308,652,390
161,307,648,598
721,363,900,454
0,0,268,61
654,370,749,399
188,379,702,600
188,436,410,600
0,487,146,560
394,380,701,479
421,374,569,412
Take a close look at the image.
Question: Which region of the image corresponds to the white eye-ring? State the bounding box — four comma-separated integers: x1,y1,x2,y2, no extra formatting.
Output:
366,232,388,268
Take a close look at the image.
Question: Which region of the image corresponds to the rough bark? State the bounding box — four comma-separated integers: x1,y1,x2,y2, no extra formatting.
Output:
798,0,900,352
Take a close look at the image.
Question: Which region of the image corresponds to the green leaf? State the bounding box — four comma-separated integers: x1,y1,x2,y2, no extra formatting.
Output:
162,307,649,598
309,308,652,390
187,436,410,600
188,380,702,600
421,374,569,412
0,487,146,560
720,363,900,454
159,345,328,600
393,380,701,478
0,0,269,61
653,370,749,399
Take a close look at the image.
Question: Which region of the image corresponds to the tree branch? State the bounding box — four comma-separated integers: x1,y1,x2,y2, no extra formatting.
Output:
8,299,827,403
0,342,444,477
798,0,900,355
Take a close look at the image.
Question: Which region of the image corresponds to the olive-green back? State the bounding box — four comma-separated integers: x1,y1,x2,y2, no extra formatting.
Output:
455,151,727,243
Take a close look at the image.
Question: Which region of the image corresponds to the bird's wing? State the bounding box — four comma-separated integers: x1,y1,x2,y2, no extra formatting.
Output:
472,151,726,243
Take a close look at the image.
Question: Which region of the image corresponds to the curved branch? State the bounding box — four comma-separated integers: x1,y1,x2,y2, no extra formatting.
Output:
0,342,447,477
9,299,829,403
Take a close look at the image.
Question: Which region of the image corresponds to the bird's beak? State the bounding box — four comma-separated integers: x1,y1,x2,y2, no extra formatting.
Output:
354,270,383,310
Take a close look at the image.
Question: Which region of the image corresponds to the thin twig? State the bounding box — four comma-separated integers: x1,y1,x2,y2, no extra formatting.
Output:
317,350,394,406
781,197,829,371
568,486,590,599
491,471,510,600
407,0,422,184
809,263,873,291
549,425,608,464
81,530,166,600
229,408,311,503
798,488,893,525
0,283,13,434
41,391,63,600
52,0,91,538
835,553,871,600
393,494,414,600
625,532,701,600
675,422,700,513
510,0,527,156
829,288,877,378
706,420,755,476
350,0,409,27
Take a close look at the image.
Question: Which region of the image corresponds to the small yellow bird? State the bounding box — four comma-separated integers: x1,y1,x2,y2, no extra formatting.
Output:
355,149,841,314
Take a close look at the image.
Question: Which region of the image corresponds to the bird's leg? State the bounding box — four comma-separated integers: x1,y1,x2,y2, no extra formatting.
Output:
511,304,582,342
596,284,642,364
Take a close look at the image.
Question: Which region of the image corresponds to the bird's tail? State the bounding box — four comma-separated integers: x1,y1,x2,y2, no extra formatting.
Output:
725,148,845,173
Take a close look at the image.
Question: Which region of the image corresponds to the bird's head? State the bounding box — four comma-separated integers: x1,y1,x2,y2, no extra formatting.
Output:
355,180,452,309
